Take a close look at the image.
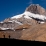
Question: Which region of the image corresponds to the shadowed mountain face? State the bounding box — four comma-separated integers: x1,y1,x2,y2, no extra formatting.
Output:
0,4,46,42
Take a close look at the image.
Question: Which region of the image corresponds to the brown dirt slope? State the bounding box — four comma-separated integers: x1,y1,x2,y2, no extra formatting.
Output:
19,23,46,42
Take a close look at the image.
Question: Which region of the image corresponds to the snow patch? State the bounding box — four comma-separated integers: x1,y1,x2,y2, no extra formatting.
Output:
11,13,24,19
0,21,4,23
38,21,45,24
0,27,14,30
11,12,32,19
24,11,46,21
7,20,23,25
14,20,23,25
24,15,32,19
0,27,10,30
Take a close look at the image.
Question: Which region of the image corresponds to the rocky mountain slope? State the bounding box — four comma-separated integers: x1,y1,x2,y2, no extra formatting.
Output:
0,4,46,42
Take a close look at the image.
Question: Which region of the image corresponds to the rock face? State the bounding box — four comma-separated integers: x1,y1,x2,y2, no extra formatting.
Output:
0,16,38,29
26,4,46,15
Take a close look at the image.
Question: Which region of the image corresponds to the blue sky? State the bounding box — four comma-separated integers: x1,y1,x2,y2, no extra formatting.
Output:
0,0,46,21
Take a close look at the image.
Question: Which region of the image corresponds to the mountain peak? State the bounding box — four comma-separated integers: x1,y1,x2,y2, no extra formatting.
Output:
26,4,46,15
0,4,46,42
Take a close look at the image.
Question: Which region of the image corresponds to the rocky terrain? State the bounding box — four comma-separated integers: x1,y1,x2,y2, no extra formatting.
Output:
0,4,46,42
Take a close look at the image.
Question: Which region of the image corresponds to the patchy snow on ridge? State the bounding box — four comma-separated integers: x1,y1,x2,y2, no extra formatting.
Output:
8,20,23,25
0,27,14,30
11,13,24,19
11,11,46,21
11,12,32,19
7,11,46,24
38,21,45,24
24,15,32,19
24,11,46,21
0,21,4,23
14,20,23,25
0,27,10,30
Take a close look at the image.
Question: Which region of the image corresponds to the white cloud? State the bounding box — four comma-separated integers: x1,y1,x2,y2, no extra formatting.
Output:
27,0,33,4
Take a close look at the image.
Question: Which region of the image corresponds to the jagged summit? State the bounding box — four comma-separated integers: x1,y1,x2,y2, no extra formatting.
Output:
26,4,46,15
